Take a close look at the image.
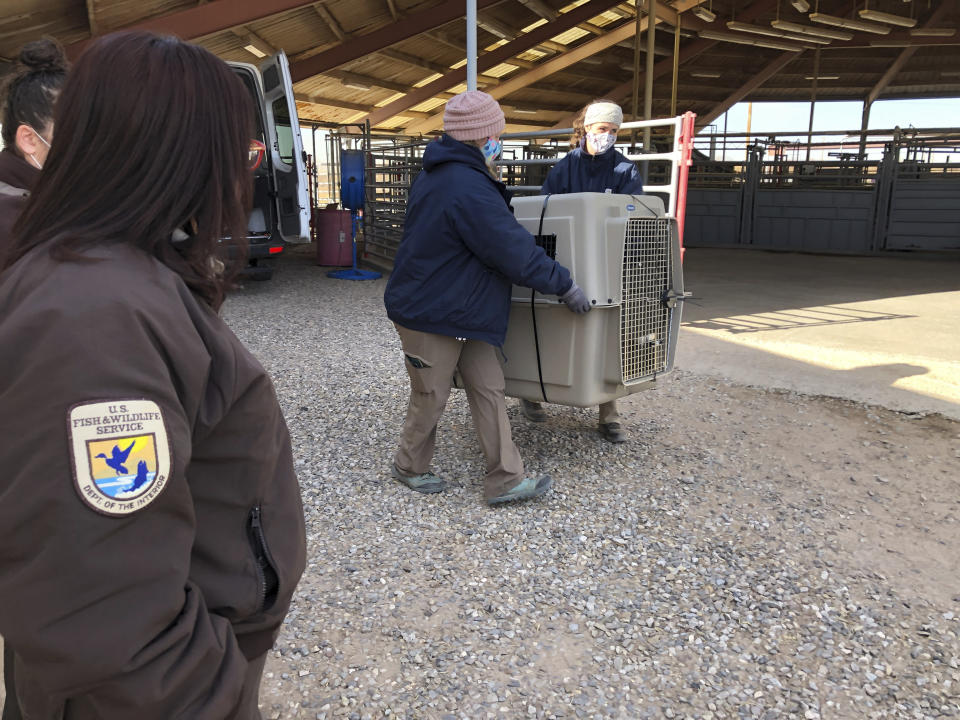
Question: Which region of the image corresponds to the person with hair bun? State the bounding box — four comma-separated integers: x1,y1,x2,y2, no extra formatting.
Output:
0,37,68,254
0,40,68,716
522,99,645,443
0,31,305,718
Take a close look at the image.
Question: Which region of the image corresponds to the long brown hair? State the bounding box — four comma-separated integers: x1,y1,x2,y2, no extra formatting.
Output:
6,31,253,310
569,97,619,148
0,38,69,152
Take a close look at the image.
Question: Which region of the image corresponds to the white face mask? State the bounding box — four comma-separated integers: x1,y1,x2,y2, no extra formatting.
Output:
24,124,51,169
586,131,617,155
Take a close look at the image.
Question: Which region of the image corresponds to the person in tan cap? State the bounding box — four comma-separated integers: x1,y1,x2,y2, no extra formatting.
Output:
523,98,645,443
384,90,591,506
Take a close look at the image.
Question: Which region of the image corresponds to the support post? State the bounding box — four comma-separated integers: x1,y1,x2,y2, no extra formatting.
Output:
466,0,477,91
644,0,656,150
631,1,642,149
858,99,871,160
670,13,680,116
806,48,819,162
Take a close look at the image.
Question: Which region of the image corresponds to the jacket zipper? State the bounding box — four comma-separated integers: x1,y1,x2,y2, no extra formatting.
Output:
248,505,280,615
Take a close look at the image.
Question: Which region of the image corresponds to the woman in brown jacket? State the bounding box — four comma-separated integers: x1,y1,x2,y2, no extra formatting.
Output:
0,37,67,720
0,38,67,257
0,32,306,719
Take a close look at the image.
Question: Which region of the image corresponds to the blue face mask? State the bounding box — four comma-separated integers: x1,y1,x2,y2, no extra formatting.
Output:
481,137,503,162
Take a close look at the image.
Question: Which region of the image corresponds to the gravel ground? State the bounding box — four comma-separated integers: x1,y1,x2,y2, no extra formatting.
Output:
221,252,959,720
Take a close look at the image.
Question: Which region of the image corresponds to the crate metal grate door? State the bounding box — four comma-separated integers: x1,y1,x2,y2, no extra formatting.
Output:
621,218,672,384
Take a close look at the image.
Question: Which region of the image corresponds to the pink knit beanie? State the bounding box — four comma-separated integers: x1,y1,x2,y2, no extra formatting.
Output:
443,90,506,141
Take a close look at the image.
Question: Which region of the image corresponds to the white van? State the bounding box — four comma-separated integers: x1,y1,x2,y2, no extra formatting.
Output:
229,52,310,279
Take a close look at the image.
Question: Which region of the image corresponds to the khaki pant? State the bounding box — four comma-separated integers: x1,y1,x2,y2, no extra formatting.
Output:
394,325,524,500
599,400,620,425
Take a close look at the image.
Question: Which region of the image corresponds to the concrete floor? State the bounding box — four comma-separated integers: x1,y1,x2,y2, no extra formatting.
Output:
676,247,960,419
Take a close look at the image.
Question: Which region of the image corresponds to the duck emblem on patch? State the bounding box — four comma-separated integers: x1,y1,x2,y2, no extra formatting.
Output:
69,400,171,516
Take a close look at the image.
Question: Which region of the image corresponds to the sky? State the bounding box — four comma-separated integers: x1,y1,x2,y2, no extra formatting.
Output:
713,97,960,135
698,97,960,160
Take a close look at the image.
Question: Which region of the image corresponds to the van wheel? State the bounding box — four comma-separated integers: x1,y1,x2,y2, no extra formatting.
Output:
245,259,274,281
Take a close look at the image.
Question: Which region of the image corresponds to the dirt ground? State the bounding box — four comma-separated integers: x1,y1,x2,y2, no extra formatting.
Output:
642,372,959,612
256,366,959,719
3,372,954,717
3,244,957,717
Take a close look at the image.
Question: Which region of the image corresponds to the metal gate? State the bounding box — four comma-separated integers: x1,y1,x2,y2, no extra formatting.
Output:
685,129,960,254
621,217,674,384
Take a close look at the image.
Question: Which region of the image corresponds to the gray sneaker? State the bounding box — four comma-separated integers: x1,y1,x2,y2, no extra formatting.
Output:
599,422,627,443
520,399,548,422
487,475,553,506
391,463,445,494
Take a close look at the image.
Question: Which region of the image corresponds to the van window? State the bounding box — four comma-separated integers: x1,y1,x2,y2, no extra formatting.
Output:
234,70,267,146
272,96,294,165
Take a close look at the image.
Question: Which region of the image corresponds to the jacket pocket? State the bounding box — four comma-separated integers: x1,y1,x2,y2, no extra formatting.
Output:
247,505,280,615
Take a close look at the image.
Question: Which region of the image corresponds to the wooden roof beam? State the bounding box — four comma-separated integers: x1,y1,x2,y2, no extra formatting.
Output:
697,52,799,129
608,5,636,18
289,0,507,82
378,48,504,85
232,27,277,57
296,92,435,118
360,0,626,127
498,56,537,69
295,92,371,112
519,0,618,34
313,2,348,41
423,31,468,54
546,0,779,126
505,100,581,112
378,48,449,75
578,21,608,35
527,79,597,94
327,69,410,93
477,16,514,40
65,0,319,56
478,15,564,54
292,41,340,62
422,31,537,68
401,0,705,135
86,0,98,36
867,0,951,105
518,0,557,20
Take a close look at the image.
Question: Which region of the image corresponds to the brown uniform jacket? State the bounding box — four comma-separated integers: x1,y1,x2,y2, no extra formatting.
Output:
0,148,39,258
0,241,306,718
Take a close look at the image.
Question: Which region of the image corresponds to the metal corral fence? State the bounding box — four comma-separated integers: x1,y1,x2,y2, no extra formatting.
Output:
318,124,960,267
323,116,693,271
684,128,960,252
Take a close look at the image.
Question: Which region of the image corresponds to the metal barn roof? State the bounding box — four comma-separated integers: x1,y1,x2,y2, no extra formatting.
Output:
2,0,958,133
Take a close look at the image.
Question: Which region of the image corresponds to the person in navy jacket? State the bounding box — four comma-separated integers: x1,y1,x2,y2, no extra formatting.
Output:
384,90,590,506
523,100,643,443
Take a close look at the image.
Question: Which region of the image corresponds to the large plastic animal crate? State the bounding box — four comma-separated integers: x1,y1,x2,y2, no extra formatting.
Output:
501,192,685,407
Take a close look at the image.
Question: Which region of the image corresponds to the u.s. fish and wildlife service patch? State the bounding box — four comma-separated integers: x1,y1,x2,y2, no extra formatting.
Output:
68,399,172,517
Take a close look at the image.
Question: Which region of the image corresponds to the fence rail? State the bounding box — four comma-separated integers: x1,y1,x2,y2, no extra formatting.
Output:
315,122,960,268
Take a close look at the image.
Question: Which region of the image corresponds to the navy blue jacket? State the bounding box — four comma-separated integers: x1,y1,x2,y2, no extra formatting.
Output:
385,134,572,346
541,142,644,195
